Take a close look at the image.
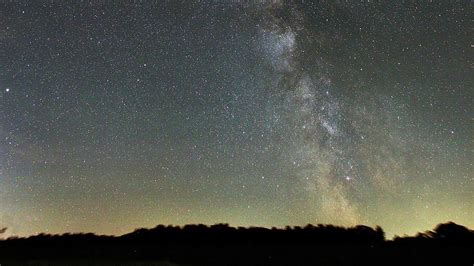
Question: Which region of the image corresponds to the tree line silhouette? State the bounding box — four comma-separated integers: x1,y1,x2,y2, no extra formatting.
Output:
0,222,472,265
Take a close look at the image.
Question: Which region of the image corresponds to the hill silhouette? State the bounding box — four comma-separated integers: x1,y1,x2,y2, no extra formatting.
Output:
0,222,472,265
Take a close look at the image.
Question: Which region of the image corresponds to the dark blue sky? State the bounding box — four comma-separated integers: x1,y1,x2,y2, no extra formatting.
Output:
0,1,472,237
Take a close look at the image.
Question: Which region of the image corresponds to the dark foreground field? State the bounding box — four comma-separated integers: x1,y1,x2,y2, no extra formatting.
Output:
0,222,473,266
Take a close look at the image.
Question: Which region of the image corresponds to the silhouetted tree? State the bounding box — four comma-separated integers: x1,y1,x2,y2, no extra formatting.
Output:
0,222,472,266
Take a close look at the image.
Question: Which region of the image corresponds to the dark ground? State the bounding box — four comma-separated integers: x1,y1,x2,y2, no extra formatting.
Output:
0,222,473,266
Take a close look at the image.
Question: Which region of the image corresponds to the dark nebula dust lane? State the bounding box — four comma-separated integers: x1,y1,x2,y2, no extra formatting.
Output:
0,1,472,237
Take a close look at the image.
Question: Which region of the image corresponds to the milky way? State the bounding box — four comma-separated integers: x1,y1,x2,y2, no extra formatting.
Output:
0,1,472,237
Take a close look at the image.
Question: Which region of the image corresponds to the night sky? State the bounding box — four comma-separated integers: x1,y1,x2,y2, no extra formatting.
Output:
0,1,472,238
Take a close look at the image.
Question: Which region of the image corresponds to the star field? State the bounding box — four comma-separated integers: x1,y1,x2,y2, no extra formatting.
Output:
0,1,472,238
